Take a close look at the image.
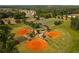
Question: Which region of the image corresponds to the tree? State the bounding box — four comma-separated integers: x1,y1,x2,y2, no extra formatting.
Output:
54,20,62,25
52,10,57,18
30,23,42,29
6,40,19,53
0,25,18,52
5,12,14,18
0,12,14,19
71,16,79,30
14,12,26,19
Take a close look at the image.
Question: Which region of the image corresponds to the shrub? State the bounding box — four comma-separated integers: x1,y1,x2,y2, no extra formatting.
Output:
54,20,62,25
30,23,41,29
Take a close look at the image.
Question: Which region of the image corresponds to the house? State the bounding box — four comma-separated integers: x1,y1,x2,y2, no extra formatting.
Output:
67,14,79,18
19,9,36,17
0,18,17,25
25,18,36,23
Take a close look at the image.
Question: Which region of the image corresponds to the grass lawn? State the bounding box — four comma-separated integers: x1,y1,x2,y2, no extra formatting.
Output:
11,18,79,53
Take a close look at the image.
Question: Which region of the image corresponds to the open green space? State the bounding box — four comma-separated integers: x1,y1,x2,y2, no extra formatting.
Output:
12,18,79,53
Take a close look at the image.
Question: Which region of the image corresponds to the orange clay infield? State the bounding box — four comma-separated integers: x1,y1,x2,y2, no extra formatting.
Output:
26,37,48,52
45,31,61,39
16,28,31,36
